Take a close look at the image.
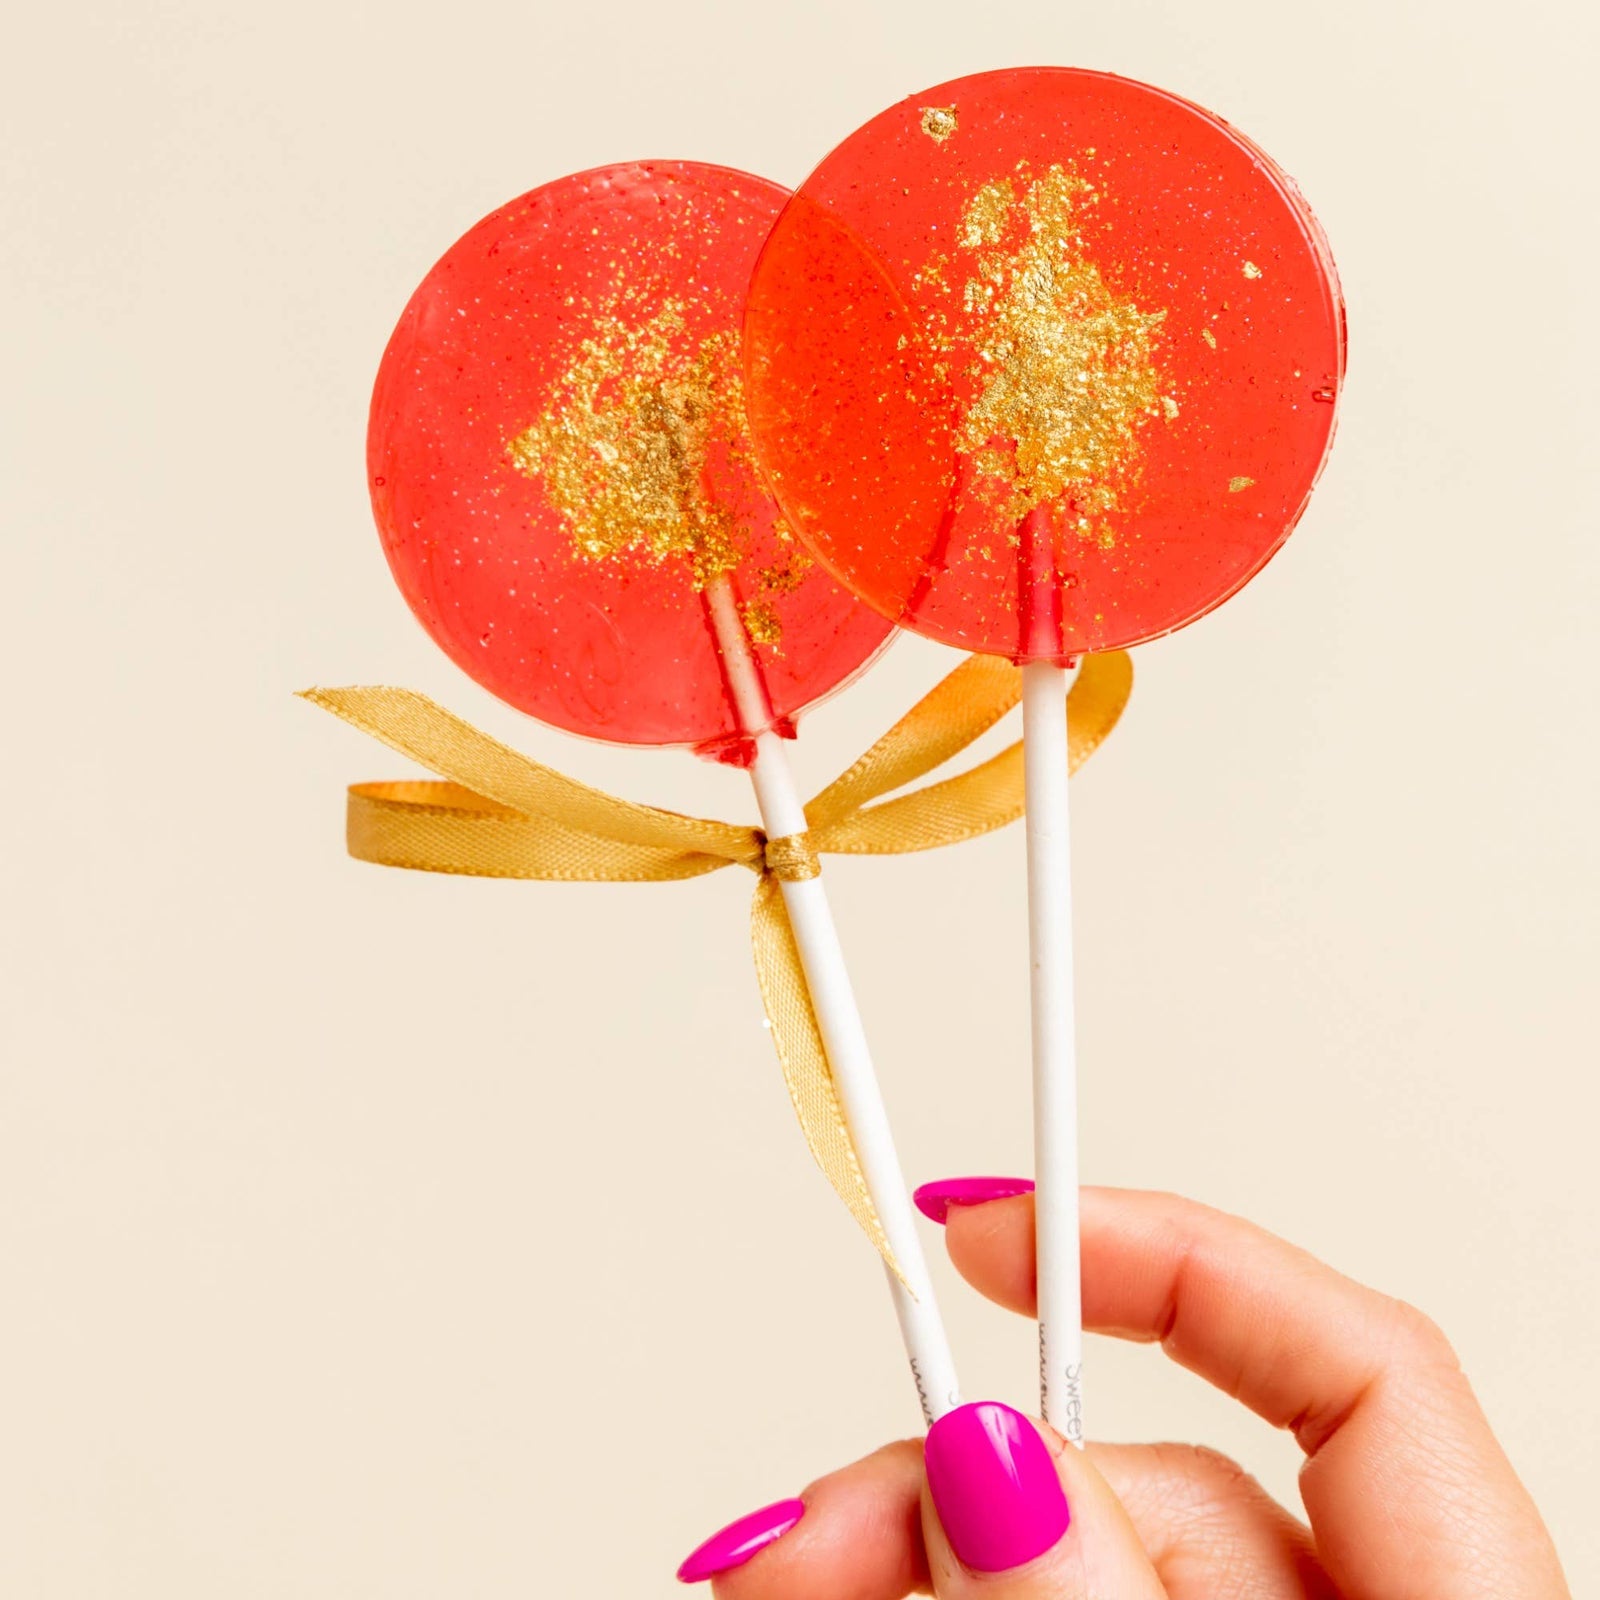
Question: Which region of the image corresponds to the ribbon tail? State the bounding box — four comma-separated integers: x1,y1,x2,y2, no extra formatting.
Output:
749,873,907,1286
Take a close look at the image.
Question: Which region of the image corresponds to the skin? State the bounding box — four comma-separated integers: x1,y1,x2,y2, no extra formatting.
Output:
712,1188,1571,1600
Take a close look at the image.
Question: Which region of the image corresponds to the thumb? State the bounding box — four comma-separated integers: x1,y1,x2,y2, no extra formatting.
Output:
921,1403,1166,1599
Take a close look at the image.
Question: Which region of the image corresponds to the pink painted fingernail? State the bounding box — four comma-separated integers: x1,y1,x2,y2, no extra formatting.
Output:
925,1401,1070,1573
676,1497,805,1584
914,1176,1035,1224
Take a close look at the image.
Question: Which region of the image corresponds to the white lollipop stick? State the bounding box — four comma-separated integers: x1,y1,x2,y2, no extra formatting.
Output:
1022,658,1084,1445
706,577,962,1424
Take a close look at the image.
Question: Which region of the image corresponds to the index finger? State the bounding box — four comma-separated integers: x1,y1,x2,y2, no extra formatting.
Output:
942,1186,1568,1600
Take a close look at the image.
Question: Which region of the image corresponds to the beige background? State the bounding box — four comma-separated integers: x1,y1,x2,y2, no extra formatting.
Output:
3,0,1595,1593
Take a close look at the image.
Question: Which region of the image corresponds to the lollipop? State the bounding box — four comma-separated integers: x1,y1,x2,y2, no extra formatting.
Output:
359,161,960,1419
745,69,1345,1439
369,162,892,760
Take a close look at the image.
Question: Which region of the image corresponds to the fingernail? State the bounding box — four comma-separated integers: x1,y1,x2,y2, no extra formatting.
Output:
914,1176,1035,1224
925,1401,1070,1573
676,1497,805,1584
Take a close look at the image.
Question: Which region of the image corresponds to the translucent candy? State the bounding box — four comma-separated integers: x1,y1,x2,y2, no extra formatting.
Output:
744,69,1345,663
370,162,893,760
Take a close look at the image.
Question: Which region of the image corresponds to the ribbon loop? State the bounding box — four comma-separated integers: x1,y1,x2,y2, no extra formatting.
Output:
805,654,1023,829
301,651,1132,1276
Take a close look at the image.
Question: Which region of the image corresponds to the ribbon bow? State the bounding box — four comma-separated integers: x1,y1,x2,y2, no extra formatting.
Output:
300,650,1131,1274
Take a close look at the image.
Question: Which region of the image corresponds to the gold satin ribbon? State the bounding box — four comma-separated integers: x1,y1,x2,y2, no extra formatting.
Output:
300,651,1131,1276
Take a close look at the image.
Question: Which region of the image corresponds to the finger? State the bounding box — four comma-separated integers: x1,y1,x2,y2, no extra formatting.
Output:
949,1185,1398,1441
921,1402,1165,1599
680,1439,929,1599
1093,1442,1335,1600
938,1188,1038,1315
941,1186,1569,1600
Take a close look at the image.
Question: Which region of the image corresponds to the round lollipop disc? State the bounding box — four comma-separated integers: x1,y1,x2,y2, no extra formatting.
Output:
369,162,892,757
744,69,1345,662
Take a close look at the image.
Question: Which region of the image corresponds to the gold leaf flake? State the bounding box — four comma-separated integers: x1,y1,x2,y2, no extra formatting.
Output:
920,106,958,143
1241,260,1262,279
757,547,812,595
927,163,1167,541
506,298,750,589
1228,475,1255,493
961,178,1015,249
740,599,783,644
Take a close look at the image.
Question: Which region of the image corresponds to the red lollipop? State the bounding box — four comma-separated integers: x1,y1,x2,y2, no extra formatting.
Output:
744,69,1344,1443
370,161,891,762
744,68,1343,662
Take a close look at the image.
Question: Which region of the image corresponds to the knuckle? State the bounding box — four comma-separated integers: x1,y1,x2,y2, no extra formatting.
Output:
1387,1297,1460,1368
1145,1442,1264,1512
1180,1444,1261,1506
1187,1444,1251,1485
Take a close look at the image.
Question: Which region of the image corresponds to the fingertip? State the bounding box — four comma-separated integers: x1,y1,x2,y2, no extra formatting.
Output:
944,1192,1037,1316
919,1406,1168,1598
704,1440,927,1600
913,1176,1034,1223
677,1498,804,1584
924,1402,1070,1572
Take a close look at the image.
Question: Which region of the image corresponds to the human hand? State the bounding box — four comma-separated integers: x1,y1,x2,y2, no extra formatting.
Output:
675,1186,1570,1599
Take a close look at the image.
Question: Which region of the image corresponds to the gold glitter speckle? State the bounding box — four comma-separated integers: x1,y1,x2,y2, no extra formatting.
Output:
961,177,1014,249
929,163,1167,537
1201,328,1217,349
1242,260,1262,279
920,106,958,143
507,298,751,591
1228,475,1255,493
758,546,812,595
740,599,783,645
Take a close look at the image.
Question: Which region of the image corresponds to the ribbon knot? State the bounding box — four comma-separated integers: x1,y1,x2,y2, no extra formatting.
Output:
300,650,1131,1275
762,831,822,882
